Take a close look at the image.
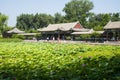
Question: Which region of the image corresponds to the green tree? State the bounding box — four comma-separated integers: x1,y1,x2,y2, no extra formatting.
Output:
93,25,103,31
63,0,94,26
37,13,54,28
80,34,90,41
16,14,34,30
91,32,101,42
88,13,111,30
111,13,120,21
0,13,8,37
16,13,54,31
54,12,65,23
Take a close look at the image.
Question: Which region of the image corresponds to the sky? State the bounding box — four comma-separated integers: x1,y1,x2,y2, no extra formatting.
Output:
0,0,120,27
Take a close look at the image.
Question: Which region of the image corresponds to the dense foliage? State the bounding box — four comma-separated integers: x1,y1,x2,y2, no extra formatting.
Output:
0,38,22,42
1,0,120,32
12,34,25,40
87,13,120,29
63,0,94,26
0,42,120,80
0,13,9,37
16,2,120,31
16,13,54,31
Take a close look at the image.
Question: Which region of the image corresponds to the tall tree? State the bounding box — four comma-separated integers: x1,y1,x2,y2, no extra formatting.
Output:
111,13,120,21
0,13,8,37
37,14,54,28
16,13,54,31
54,12,65,23
63,0,94,26
16,14,34,30
87,13,111,30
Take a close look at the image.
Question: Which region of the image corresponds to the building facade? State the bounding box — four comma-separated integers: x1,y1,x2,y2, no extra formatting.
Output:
38,21,90,40
104,21,120,41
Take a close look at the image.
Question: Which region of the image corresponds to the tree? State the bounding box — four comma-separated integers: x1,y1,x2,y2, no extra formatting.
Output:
111,13,120,21
16,13,54,31
87,13,111,30
0,13,8,37
16,14,34,30
63,0,94,26
93,25,103,31
37,13,54,28
91,32,101,42
54,12,65,23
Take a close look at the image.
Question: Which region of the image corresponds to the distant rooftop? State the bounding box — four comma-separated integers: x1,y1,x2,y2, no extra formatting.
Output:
104,21,120,29
38,21,84,32
7,28,25,34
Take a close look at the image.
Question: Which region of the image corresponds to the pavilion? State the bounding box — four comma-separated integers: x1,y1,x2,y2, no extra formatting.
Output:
7,28,37,39
7,28,25,37
7,27,25,34
38,21,90,40
104,21,120,41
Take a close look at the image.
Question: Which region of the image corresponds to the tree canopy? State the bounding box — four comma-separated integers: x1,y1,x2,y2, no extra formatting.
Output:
16,13,54,31
87,13,120,30
54,12,65,23
0,13,8,37
1,0,120,32
16,0,120,31
111,13,120,21
63,0,94,26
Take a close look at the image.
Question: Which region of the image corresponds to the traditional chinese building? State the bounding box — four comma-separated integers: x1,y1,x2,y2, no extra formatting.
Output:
104,21,120,41
38,21,90,40
7,27,25,37
7,28,37,39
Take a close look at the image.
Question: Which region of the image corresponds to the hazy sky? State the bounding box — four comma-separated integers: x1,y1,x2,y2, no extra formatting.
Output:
0,0,120,26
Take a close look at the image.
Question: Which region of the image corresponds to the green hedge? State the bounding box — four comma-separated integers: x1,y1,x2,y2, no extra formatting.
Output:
0,38,22,42
12,34,25,40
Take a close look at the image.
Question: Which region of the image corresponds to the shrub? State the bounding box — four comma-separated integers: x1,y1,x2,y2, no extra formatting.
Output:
80,34,91,40
65,36,71,40
35,33,41,40
93,25,104,31
26,29,38,33
0,38,22,42
12,34,25,40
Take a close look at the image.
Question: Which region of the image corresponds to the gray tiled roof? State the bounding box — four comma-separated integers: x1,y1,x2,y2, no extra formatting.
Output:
7,28,25,33
104,21,120,29
72,28,90,32
71,29,93,34
38,21,83,31
71,29,104,34
18,33,37,36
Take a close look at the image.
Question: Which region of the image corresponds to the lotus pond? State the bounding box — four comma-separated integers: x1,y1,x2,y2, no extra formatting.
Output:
0,42,120,80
